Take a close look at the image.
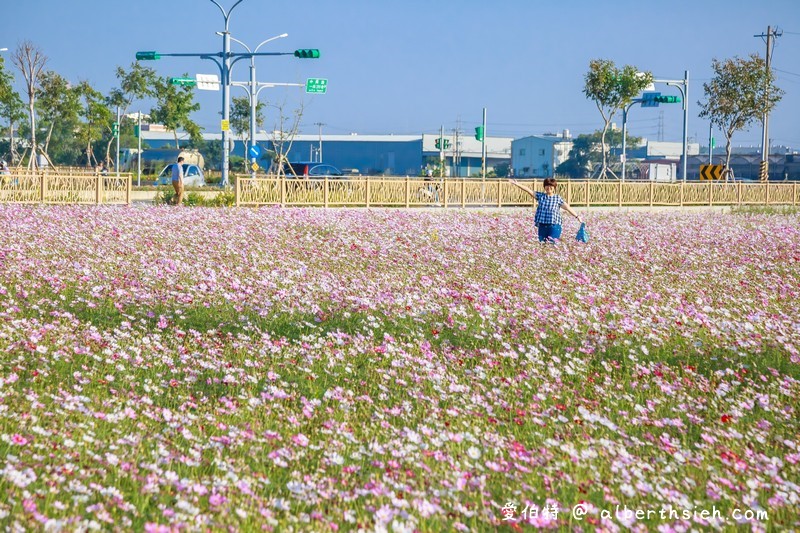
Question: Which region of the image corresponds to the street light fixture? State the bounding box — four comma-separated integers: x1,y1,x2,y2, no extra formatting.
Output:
226,33,304,177
653,71,689,182
136,0,318,187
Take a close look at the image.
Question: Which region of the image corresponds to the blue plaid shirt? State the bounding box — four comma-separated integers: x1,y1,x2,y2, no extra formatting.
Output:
534,192,564,225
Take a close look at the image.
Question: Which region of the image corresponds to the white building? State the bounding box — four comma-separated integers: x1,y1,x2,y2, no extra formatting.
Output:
511,132,573,178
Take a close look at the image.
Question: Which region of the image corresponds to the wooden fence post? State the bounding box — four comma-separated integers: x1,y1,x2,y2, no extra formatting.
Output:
566,180,572,205
709,181,713,206
235,175,241,207
765,181,769,205
649,181,654,207
793,182,797,206
497,180,502,207
126,175,132,205
96,175,102,204
461,179,466,208
40,174,46,203
280,177,286,206
324,176,329,208
365,178,371,208
585,180,590,207
618,181,622,207
405,177,410,208
443,179,449,208
680,181,685,207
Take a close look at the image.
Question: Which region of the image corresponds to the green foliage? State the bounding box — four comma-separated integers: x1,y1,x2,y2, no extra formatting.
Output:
699,54,784,171
557,130,642,179
583,59,653,179
154,188,235,207
230,96,265,143
150,75,201,149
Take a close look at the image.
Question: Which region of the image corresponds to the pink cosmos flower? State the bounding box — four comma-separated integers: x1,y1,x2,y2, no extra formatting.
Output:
292,433,309,447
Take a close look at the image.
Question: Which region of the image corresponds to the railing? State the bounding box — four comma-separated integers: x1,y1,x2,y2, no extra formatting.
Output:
236,177,800,208
0,170,132,205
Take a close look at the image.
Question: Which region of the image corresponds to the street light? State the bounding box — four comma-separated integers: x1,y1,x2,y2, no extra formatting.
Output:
621,99,642,182
654,71,689,181
224,33,298,177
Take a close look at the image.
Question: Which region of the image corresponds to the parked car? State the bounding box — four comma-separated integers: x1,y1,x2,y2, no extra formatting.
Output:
155,164,206,186
279,162,346,179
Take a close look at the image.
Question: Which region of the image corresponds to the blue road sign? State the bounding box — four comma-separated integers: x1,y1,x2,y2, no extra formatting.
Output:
248,145,262,159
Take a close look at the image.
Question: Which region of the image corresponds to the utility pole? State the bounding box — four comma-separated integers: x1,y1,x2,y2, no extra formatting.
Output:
314,122,325,162
754,25,782,181
439,125,444,177
115,106,121,177
137,111,142,186
481,107,487,181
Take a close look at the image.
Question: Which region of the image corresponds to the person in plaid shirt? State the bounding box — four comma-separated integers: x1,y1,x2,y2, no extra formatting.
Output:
510,177,583,242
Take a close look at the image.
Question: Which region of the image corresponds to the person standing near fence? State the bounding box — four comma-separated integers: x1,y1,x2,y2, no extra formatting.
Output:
172,157,185,206
510,177,582,243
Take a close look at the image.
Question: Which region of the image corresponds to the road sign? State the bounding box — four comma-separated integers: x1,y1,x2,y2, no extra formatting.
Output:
641,92,661,108
251,162,259,171
305,78,328,94
248,145,262,159
196,73,220,91
700,164,724,180
169,77,196,87
221,119,230,132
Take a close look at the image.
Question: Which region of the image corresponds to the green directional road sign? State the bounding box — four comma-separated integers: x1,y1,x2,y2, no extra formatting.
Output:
169,77,197,87
305,78,328,94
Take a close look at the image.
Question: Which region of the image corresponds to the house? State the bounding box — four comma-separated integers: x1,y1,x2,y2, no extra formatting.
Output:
511,132,573,178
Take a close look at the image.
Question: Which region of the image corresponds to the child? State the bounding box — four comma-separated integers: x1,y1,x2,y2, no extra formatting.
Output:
510,177,583,243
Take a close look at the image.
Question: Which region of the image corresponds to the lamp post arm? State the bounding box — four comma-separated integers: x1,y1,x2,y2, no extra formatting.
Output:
209,0,245,30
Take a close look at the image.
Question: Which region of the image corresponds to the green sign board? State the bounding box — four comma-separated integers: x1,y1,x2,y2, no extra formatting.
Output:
305,78,328,94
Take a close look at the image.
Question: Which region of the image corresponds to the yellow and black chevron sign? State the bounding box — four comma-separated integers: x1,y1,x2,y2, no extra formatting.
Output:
759,161,769,182
699,164,724,180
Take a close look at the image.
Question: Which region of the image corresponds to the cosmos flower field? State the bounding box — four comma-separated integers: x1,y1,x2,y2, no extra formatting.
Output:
0,205,798,531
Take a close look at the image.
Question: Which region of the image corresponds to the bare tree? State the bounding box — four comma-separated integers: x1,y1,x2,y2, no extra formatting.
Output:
268,100,304,177
12,41,48,169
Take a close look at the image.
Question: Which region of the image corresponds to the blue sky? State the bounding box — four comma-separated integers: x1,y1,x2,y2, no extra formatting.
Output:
4,0,799,149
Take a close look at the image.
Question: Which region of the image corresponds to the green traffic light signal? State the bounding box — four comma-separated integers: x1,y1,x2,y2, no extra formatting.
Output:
435,138,441,149
654,95,680,104
474,126,484,141
136,51,161,61
294,49,320,59
112,122,119,137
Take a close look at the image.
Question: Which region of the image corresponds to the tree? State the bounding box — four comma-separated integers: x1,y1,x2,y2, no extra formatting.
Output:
36,71,81,161
12,41,48,169
556,130,643,178
230,95,265,152
76,81,111,168
583,59,652,179
698,53,783,178
0,55,25,165
105,63,158,166
150,76,201,149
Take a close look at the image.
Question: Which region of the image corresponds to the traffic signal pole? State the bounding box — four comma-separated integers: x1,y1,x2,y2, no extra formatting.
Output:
481,107,487,181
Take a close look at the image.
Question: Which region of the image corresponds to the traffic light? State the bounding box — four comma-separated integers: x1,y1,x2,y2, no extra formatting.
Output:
435,138,451,150
294,49,320,59
474,126,484,141
111,122,119,137
654,95,680,104
169,77,197,87
135,51,161,61
443,139,450,149
435,138,441,149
